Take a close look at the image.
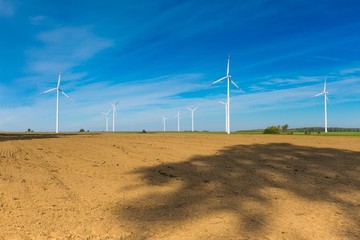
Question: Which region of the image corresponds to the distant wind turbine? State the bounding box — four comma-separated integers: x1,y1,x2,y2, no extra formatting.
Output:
101,110,111,132
219,101,228,133
315,76,329,133
210,54,242,134
187,107,198,132
111,101,119,132
162,115,168,132
41,72,71,133
175,110,181,132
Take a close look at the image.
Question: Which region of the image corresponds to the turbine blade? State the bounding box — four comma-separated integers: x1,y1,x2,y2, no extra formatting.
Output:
193,107,198,111
315,92,324,97
230,79,240,89
210,76,227,86
324,76,327,92
219,101,226,105
57,73,62,88
41,88,57,94
227,55,230,76
326,95,330,104
59,89,72,101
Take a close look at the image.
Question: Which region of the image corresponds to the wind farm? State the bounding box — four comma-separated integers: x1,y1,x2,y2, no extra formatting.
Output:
1,1,360,239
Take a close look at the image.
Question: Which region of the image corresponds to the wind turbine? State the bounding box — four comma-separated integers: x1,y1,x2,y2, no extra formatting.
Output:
315,76,329,133
187,107,198,132
41,72,71,133
111,101,119,132
219,101,228,133
162,115,168,132
210,54,242,134
101,110,111,132
175,110,181,132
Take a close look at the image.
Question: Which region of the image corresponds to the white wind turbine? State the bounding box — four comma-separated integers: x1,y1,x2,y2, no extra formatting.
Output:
187,107,198,132
162,115,168,132
41,72,71,133
101,110,111,132
210,54,242,134
315,76,329,133
111,101,119,132
175,110,181,132
219,101,228,133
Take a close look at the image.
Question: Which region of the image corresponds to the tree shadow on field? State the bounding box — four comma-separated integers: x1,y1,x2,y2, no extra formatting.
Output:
116,143,360,238
0,133,79,142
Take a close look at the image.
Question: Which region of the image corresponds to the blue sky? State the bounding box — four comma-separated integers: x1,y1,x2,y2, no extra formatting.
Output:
0,0,359,132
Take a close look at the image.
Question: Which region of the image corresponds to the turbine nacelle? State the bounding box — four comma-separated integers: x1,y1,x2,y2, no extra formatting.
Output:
186,107,198,112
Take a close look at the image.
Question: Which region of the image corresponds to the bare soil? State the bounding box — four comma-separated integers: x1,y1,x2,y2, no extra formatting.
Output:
0,133,359,239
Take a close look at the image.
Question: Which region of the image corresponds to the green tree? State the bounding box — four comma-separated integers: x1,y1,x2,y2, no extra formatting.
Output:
281,124,289,133
263,126,281,134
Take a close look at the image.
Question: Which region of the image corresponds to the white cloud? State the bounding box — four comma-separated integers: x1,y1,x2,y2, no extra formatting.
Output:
340,67,360,75
249,75,323,92
1,68,360,132
27,26,113,76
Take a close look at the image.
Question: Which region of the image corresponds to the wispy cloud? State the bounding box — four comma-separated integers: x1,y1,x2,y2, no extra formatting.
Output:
26,26,113,77
248,75,323,92
229,75,360,115
340,67,360,75
306,55,347,63
0,0,13,17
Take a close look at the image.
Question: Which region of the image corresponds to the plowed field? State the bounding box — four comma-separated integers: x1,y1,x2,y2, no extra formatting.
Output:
0,133,359,239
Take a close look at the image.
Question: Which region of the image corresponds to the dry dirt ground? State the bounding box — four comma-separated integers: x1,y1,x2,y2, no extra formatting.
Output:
0,133,359,239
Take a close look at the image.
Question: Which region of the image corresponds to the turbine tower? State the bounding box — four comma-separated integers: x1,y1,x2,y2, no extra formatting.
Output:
315,77,329,133
175,109,181,132
111,101,119,132
210,54,242,134
41,72,71,133
219,101,228,133
101,110,111,132
187,107,198,132
162,115,168,132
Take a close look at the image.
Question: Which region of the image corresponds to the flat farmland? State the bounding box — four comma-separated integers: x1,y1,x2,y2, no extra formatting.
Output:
0,133,359,239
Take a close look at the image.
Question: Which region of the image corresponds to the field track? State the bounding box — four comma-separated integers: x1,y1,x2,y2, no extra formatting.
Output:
0,133,359,239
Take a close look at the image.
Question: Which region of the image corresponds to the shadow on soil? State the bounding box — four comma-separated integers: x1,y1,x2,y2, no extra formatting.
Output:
116,143,360,238
0,133,83,142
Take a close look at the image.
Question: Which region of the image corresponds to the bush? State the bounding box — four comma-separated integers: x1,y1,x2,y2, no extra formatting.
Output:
263,126,281,134
79,128,85,132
